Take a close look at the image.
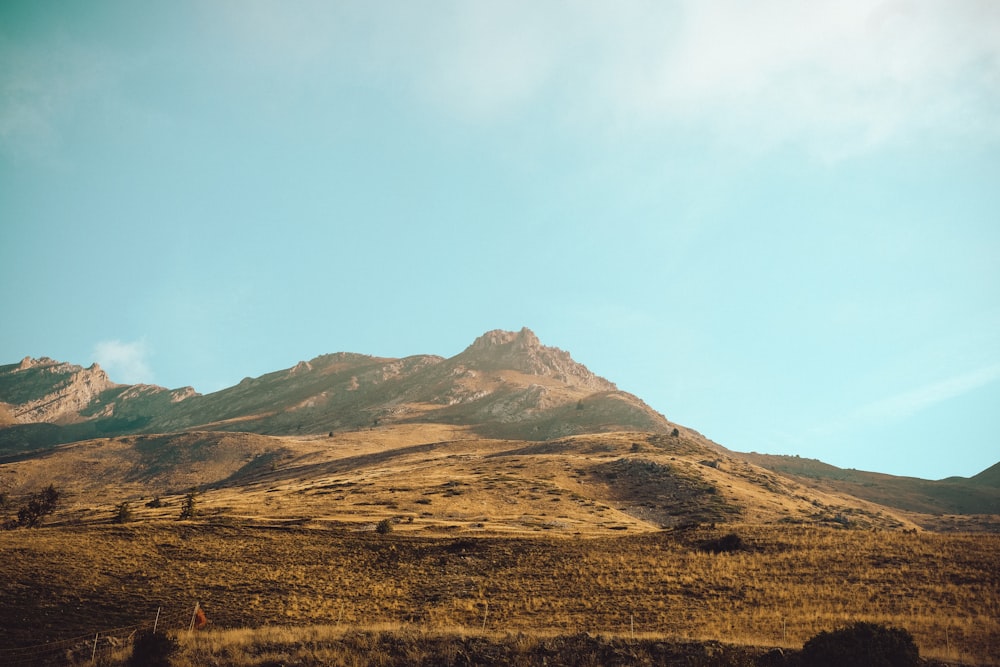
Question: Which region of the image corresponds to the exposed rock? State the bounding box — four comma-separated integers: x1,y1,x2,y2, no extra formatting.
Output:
456,327,616,392
0,358,117,424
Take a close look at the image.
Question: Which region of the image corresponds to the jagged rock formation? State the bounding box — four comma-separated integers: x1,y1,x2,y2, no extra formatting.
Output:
454,328,616,391
0,357,118,423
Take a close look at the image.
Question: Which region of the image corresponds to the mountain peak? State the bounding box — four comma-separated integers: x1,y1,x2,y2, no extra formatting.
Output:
467,327,541,351
458,328,616,392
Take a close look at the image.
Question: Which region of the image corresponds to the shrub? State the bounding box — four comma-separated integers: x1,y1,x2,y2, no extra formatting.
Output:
114,501,133,524
4,485,60,529
799,622,919,667
127,629,178,667
376,518,393,534
698,533,746,554
179,492,197,519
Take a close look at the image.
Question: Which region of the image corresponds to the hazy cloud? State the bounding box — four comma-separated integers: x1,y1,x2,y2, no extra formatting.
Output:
9,2,997,162
409,0,1000,157
93,339,154,385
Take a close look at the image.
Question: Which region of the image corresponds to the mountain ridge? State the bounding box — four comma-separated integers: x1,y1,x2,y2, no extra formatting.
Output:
0,329,671,448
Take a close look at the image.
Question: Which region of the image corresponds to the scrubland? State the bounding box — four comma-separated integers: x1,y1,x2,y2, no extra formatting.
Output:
1,522,996,665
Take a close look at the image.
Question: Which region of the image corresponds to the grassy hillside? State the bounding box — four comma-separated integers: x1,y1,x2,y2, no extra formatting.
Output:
740,452,1000,521
0,523,996,665
0,428,920,535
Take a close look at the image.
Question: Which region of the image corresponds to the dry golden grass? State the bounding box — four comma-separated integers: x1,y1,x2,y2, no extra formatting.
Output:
2,426,996,664
1,522,996,664
3,427,922,537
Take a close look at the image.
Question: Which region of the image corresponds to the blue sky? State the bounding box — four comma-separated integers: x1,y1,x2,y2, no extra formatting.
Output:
2,1,998,479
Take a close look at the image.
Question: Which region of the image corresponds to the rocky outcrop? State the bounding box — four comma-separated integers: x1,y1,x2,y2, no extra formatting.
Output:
0,357,199,428
0,358,117,424
454,328,617,392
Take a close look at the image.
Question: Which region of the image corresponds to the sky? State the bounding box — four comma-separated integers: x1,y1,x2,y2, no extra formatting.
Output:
1,1,998,480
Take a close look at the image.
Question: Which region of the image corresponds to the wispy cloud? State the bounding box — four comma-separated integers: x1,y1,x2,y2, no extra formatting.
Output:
211,1,1000,158
814,362,1000,438
434,1,1000,158
6,2,998,163
92,339,154,385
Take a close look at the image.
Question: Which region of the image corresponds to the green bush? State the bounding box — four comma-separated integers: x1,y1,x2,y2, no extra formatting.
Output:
799,621,919,667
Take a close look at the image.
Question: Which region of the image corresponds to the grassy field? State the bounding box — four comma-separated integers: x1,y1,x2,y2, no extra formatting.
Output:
1,522,997,665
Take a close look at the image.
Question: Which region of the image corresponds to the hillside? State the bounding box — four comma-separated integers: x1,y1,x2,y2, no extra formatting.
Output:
1,328,997,534
740,452,1000,525
2,329,1000,665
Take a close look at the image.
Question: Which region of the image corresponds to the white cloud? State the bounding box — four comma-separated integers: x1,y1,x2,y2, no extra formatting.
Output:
8,2,998,163
92,339,154,385
367,0,1000,157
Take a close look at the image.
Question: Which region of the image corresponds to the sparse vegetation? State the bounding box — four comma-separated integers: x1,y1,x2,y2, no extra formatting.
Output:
0,523,996,664
0,426,995,665
3,484,60,529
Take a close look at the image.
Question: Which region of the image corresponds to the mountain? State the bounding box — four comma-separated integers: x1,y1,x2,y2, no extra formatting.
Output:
1,328,996,533
0,328,672,452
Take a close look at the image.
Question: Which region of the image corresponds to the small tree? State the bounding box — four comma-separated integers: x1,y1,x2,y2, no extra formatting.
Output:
10,485,61,528
179,491,197,520
114,501,133,524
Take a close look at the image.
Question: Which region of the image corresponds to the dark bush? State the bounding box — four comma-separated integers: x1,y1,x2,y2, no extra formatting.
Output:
698,533,746,554
127,629,178,667
799,621,919,667
179,491,197,519
113,501,133,524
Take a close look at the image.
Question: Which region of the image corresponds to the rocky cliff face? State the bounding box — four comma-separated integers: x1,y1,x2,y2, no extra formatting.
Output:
0,356,199,433
0,357,118,424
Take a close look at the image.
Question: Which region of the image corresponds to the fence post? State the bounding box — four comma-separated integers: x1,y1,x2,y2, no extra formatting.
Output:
189,602,200,632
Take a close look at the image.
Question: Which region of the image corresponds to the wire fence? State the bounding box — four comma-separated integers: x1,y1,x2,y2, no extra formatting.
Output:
0,605,195,666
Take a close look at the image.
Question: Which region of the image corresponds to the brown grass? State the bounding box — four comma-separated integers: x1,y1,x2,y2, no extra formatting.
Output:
0,522,996,665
